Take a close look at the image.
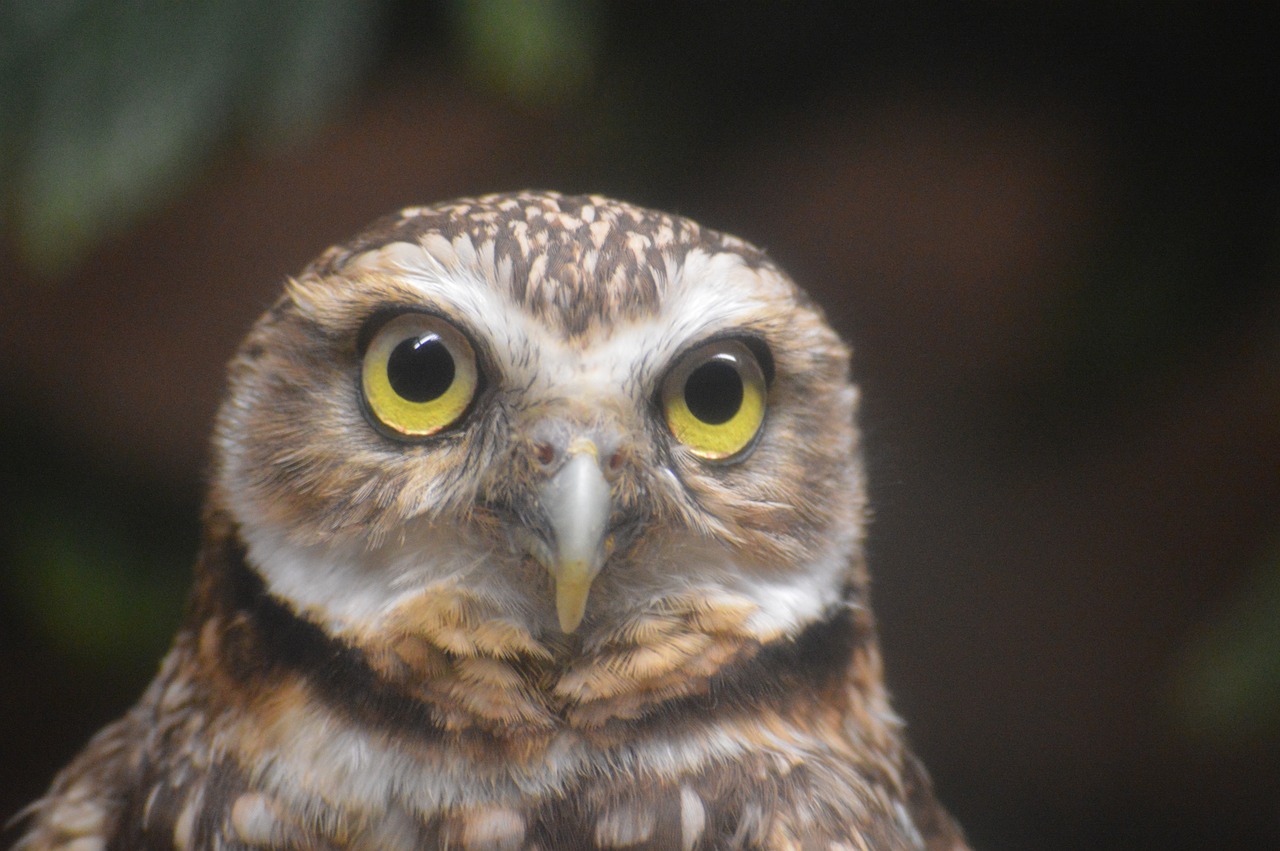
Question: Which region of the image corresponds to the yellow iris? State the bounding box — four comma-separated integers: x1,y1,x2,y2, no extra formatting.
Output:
662,339,767,460
361,313,478,437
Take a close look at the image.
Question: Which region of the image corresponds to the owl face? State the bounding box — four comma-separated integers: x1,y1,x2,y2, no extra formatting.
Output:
214,193,865,661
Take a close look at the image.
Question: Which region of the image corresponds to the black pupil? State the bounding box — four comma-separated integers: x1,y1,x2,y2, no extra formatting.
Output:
387,335,455,403
684,358,743,424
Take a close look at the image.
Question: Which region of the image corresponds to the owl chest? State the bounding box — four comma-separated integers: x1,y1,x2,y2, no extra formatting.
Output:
114,709,921,851
90,632,922,851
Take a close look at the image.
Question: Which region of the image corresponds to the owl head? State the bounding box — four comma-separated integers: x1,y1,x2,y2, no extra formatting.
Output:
211,192,866,693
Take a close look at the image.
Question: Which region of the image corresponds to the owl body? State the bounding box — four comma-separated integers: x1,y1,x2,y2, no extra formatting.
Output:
15,192,967,850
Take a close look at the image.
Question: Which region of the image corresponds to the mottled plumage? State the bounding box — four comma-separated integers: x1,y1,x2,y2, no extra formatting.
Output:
14,192,968,850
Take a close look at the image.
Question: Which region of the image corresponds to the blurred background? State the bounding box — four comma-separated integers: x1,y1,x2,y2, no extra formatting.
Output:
1,2,1277,848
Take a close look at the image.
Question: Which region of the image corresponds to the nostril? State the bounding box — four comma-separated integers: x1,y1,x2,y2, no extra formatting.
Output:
534,442,557,467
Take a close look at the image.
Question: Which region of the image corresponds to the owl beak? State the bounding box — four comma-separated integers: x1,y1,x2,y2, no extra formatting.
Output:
537,444,613,633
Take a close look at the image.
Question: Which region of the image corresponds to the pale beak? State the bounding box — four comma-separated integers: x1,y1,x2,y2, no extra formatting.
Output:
537,444,612,632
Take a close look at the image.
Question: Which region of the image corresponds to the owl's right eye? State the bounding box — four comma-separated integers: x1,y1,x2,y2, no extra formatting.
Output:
361,313,478,438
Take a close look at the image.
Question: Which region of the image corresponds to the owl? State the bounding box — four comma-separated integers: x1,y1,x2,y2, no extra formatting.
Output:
13,192,968,851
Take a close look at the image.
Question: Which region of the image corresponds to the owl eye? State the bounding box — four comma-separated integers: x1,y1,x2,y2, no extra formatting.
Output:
661,339,767,460
361,313,478,438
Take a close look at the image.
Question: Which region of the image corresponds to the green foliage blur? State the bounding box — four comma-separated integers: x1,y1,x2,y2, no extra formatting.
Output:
1,0,382,274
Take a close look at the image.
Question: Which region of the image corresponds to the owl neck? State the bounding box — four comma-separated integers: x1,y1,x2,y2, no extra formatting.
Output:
187,510,897,753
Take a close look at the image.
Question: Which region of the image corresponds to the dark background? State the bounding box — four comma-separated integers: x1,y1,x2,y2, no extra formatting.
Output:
2,3,1278,849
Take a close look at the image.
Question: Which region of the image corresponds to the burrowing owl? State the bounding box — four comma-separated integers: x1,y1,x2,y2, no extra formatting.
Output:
14,192,968,850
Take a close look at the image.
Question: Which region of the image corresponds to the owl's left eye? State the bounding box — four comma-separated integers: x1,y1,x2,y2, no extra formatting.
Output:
661,338,768,460
361,313,478,438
